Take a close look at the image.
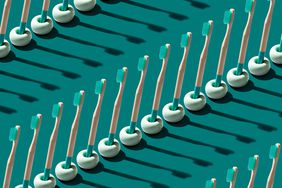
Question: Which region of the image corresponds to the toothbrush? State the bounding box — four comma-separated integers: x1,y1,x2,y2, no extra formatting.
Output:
213,9,235,87
184,21,213,111
3,126,21,188
0,0,12,45
205,178,216,188
119,56,149,146
55,91,85,181
98,68,127,158
128,56,149,134
226,166,238,188
150,44,171,122
193,21,213,99
77,80,106,169
248,0,276,76
40,0,50,22
19,0,31,34
257,0,276,64
236,0,256,75
86,79,106,157
16,114,42,188
107,68,128,146
43,103,63,179
141,44,171,134
65,90,85,169
172,32,192,110
266,143,281,188
162,33,191,123
247,155,259,188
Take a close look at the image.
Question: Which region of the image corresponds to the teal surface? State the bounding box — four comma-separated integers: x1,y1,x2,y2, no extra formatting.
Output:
0,0,282,187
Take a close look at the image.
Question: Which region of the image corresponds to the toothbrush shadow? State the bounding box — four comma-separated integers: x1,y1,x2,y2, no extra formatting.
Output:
185,0,210,9
88,4,170,31
0,88,38,102
104,150,191,178
0,105,17,114
148,127,234,155
58,16,146,44
82,161,170,188
127,139,212,167
38,28,124,56
15,39,102,68
0,69,60,91
233,80,282,98
100,0,189,21
0,51,80,79
168,115,255,143
190,103,277,132
252,69,282,81
60,173,110,188
214,92,282,117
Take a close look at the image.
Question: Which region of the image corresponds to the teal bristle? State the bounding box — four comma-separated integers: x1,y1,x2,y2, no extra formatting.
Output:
224,10,233,24
181,33,189,48
31,115,39,129
159,45,168,59
245,0,254,13
226,168,235,182
52,104,61,118
95,80,104,94
248,156,256,170
116,69,125,83
269,145,278,159
138,57,146,71
205,180,214,188
73,92,82,106
9,127,18,141
202,22,211,36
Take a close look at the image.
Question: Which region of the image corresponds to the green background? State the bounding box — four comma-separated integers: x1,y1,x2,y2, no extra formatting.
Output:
0,0,281,187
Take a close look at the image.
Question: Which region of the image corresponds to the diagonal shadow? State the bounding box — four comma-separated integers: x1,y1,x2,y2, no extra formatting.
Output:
105,150,191,178
1,51,80,79
82,161,170,188
125,139,212,167
125,155,191,178
0,88,38,102
60,174,110,188
38,28,124,56
101,0,189,20
190,104,277,132
15,56,81,79
15,40,102,68
0,70,60,91
58,16,145,44
0,105,17,114
169,116,255,143
189,121,255,144
233,80,282,98
185,0,210,9
273,63,282,68
148,127,234,155
252,69,282,81
87,5,167,32
0,51,16,63
213,92,282,117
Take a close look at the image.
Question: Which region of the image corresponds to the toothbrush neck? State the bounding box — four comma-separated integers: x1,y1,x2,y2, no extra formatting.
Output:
131,73,146,122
